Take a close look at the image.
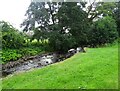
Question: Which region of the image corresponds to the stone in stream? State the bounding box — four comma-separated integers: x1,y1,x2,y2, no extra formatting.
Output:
38,62,42,66
66,48,76,58
76,47,86,53
2,70,12,77
29,60,33,63
23,62,28,65
68,49,76,54
65,53,72,58
51,53,58,62
39,56,53,66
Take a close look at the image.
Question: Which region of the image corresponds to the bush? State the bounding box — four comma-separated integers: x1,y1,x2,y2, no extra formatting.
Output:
88,16,118,47
48,31,76,53
2,49,22,64
1,21,26,49
18,47,42,56
2,47,44,64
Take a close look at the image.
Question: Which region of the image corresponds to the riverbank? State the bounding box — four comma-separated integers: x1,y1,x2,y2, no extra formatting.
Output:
2,45,118,89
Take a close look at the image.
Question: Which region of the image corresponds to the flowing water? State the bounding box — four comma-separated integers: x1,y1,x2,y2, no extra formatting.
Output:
2,52,74,77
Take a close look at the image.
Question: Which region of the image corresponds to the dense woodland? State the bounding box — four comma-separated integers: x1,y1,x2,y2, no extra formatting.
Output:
1,1,120,64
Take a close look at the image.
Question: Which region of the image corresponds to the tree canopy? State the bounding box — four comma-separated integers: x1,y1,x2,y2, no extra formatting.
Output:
1,21,26,49
21,1,118,52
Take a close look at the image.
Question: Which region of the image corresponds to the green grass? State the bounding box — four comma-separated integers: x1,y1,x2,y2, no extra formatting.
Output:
0,78,2,90
2,45,118,89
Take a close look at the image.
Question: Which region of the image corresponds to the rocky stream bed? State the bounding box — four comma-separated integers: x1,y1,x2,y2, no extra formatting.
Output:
2,52,74,77
2,47,85,77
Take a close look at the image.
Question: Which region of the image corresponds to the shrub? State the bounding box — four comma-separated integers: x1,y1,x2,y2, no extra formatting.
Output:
1,21,26,49
18,47,42,56
48,31,76,53
2,47,44,64
2,49,22,64
88,16,118,47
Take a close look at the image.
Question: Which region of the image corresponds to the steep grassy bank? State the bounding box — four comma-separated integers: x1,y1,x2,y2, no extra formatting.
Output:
2,45,118,89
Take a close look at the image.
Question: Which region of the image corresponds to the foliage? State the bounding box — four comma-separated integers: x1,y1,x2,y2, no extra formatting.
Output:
2,49,22,64
88,16,118,47
87,2,117,22
0,50,2,64
2,45,118,89
1,21,45,64
21,2,119,51
104,39,118,47
114,1,120,36
1,21,26,49
21,2,58,31
57,2,89,47
48,31,76,53
2,46,44,64
31,28,48,42
18,47,43,56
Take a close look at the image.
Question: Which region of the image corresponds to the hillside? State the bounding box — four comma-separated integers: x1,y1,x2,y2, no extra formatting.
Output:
2,45,118,89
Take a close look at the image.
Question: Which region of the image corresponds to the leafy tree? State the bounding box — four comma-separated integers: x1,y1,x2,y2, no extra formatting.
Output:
57,2,89,47
22,1,118,52
114,1,120,36
21,2,49,31
86,2,117,22
21,2,60,31
48,31,76,53
88,16,118,47
21,2,61,40
1,21,26,49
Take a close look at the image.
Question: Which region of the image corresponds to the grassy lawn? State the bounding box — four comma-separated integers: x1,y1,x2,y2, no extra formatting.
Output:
2,45,118,89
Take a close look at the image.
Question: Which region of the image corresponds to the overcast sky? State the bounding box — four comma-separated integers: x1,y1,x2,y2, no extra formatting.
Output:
0,0,105,30
0,0,31,30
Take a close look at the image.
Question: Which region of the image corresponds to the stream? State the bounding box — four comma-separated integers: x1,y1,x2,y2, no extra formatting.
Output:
2,47,85,77
2,52,75,77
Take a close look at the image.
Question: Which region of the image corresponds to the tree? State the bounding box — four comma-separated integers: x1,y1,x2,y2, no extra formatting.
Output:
57,2,89,47
88,16,118,47
86,2,117,22
114,1,120,36
21,2,49,31
21,2,61,40
1,21,25,49
21,2,61,31
22,1,118,52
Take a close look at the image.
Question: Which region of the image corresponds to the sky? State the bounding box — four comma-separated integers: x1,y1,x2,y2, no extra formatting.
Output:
0,0,31,30
0,0,106,30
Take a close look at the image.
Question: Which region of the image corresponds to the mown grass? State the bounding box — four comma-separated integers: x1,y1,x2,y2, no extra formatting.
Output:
2,45,118,89
0,79,2,91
